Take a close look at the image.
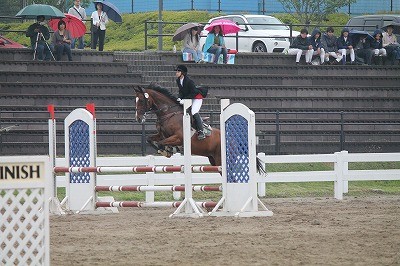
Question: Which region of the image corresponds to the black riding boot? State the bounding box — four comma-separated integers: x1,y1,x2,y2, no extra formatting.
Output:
193,113,206,140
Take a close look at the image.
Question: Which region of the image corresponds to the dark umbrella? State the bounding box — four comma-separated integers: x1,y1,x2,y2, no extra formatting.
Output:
93,1,122,23
382,22,400,35
172,22,203,42
349,29,374,42
15,4,65,19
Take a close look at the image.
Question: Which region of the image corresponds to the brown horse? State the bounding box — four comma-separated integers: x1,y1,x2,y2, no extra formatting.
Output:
134,84,222,166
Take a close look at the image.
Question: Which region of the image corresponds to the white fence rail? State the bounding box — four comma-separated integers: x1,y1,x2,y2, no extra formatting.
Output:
55,151,400,200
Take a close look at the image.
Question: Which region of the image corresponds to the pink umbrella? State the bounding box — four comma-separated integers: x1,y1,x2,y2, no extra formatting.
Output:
49,13,86,38
204,19,240,35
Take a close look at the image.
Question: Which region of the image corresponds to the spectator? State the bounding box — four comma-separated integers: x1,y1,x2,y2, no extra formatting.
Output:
321,27,342,64
175,65,208,140
382,25,400,65
202,25,228,64
68,0,87,49
52,20,73,61
287,28,313,65
308,28,326,65
337,28,355,64
25,15,51,61
182,26,203,63
371,29,386,64
91,2,109,51
354,34,373,65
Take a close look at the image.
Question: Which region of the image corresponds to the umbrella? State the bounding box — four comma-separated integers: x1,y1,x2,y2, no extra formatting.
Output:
382,22,400,35
172,22,203,42
15,4,65,19
93,1,122,23
349,29,374,42
49,14,86,38
204,19,240,35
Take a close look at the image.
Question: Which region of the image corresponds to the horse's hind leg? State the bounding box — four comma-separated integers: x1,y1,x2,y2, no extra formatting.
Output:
208,156,216,166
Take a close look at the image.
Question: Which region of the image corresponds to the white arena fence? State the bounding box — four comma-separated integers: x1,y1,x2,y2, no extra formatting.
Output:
54,150,400,201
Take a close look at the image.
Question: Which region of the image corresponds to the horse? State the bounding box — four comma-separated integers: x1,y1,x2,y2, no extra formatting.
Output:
134,83,222,166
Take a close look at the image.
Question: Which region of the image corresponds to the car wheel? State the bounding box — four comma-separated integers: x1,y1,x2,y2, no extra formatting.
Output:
252,42,267,52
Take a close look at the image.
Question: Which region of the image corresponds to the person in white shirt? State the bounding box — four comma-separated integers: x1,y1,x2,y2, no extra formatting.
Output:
68,0,86,49
91,2,109,51
382,25,400,65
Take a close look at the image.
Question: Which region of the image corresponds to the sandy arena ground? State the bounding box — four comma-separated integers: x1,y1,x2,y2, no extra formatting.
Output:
50,196,400,265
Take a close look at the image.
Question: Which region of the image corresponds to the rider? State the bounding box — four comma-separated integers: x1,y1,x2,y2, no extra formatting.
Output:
175,64,206,140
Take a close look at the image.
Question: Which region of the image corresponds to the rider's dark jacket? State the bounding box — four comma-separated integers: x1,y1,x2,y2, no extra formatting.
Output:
176,75,201,99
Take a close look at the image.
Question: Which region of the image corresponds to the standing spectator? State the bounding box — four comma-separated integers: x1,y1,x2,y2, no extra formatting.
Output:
371,30,386,64
52,20,73,61
182,26,203,63
321,27,342,64
287,28,313,65
202,25,228,64
308,28,326,65
354,34,373,65
382,25,400,65
68,0,87,49
337,28,355,64
91,2,109,51
25,15,51,61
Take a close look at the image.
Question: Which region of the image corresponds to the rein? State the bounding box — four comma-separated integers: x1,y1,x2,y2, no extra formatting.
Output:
140,90,182,123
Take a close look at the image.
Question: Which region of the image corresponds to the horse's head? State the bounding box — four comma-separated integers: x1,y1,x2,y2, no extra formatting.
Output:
134,86,154,123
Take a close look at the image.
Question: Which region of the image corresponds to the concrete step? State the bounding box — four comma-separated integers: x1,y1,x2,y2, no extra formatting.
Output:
0,60,129,74
0,71,142,83
0,48,114,62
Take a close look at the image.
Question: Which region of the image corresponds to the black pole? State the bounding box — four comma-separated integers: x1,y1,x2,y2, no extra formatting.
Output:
275,111,280,155
144,20,148,50
158,0,163,51
348,0,351,15
191,0,194,10
218,0,221,13
262,0,266,15
141,123,146,156
340,112,344,151
131,0,134,13
391,0,393,11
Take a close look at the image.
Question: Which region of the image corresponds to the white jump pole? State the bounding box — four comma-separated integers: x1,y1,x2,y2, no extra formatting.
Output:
170,99,206,218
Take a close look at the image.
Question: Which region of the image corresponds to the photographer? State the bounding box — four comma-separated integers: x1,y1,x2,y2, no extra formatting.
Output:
26,15,51,61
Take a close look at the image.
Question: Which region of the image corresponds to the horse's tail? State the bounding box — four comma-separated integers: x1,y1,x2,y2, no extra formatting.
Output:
256,156,266,175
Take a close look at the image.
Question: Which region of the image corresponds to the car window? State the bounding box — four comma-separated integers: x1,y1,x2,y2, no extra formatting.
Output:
347,18,364,30
364,20,381,32
231,17,245,26
246,17,289,30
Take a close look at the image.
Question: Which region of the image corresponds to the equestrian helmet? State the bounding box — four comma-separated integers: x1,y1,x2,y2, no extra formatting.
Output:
175,65,187,74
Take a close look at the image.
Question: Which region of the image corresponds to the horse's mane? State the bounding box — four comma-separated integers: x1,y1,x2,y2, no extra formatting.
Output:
146,83,178,102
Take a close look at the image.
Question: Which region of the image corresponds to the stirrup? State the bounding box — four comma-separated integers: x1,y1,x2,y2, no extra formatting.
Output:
197,131,206,140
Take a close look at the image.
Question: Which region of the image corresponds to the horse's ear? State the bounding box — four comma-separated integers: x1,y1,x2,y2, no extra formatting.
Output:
134,86,143,93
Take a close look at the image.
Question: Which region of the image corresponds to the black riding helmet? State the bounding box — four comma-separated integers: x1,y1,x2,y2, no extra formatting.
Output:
175,65,187,75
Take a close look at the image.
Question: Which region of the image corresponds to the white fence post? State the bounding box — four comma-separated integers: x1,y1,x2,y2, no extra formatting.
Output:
334,151,345,200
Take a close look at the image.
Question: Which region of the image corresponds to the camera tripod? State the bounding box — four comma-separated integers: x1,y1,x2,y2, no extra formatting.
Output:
33,31,55,61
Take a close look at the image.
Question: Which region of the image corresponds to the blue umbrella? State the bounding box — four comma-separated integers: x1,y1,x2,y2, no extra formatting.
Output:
93,1,122,23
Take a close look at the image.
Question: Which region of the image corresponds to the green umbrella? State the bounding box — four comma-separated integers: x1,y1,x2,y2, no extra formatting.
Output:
15,4,65,19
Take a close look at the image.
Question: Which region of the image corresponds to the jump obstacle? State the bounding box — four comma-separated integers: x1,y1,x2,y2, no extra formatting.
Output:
48,99,273,217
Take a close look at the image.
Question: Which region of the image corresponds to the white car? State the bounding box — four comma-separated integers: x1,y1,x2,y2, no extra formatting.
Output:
200,14,300,53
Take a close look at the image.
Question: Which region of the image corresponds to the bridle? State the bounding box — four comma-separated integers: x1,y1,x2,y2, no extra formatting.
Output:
137,90,182,123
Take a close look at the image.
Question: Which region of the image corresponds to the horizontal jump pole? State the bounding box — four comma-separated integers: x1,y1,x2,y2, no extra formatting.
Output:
95,185,222,192
54,166,222,174
95,201,218,208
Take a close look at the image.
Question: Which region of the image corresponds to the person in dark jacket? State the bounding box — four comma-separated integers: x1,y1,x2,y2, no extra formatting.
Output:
371,29,387,64
175,65,208,140
25,15,51,61
337,27,355,64
287,28,313,65
321,27,343,64
308,28,325,64
354,33,374,65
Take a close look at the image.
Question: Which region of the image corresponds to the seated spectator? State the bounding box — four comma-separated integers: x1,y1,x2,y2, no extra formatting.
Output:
182,26,203,63
308,28,326,65
354,34,373,65
337,28,355,64
25,15,51,61
382,25,400,65
287,28,313,65
203,25,227,64
371,29,386,64
321,27,342,64
52,20,73,61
